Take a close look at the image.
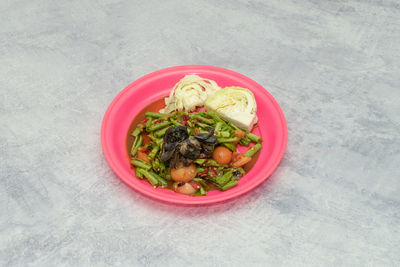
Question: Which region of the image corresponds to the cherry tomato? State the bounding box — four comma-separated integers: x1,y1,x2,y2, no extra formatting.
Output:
173,182,197,195
170,163,197,182
213,146,232,164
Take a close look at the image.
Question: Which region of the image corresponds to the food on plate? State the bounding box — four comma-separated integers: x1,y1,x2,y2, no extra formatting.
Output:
128,75,263,196
160,75,221,113
212,146,232,165
205,87,258,132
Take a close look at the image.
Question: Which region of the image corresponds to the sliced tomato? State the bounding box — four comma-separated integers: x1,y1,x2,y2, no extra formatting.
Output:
231,152,251,167
137,151,150,163
141,133,150,144
235,129,245,140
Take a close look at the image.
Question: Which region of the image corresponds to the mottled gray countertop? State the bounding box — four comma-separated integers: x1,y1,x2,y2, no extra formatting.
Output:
1,0,399,266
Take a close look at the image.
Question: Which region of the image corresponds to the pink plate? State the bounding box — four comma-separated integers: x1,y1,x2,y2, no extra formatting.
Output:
101,65,287,205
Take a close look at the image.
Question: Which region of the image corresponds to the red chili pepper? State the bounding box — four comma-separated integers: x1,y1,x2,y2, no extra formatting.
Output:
198,169,208,177
182,114,190,122
209,168,218,177
189,181,201,190
139,147,149,153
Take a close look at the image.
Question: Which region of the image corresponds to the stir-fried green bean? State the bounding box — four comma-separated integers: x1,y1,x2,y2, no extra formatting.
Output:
130,159,151,170
193,177,208,188
247,132,262,143
131,127,142,137
196,122,210,129
194,159,206,165
170,118,182,126
135,168,144,179
151,157,161,171
155,126,170,137
148,145,160,159
239,136,251,146
150,171,168,187
145,118,153,130
214,122,221,132
204,159,227,167
215,131,230,138
129,109,263,196
216,172,233,186
165,171,172,180
222,142,236,152
145,112,167,118
221,180,238,191
199,187,206,195
244,143,262,157
137,168,158,186
130,135,142,157
148,121,171,132
206,111,223,122
191,114,214,124
155,138,163,146
217,137,239,143
227,121,239,130
196,167,205,173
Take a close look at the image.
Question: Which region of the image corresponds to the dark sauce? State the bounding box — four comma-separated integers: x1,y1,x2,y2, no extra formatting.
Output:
126,98,260,192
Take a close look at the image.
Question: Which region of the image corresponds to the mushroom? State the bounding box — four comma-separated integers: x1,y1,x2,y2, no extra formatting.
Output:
179,137,201,159
194,127,218,144
160,125,218,168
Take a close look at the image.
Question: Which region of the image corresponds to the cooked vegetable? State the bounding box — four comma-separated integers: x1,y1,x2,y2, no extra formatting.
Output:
239,136,251,146
244,143,262,157
137,168,158,186
148,121,171,132
173,182,197,195
170,163,197,182
217,137,239,143
129,108,262,196
130,135,142,157
247,132,262,143
222,142,236,152
137,151,150,163
221,180,238,191
231,152,252,167
216,172,233,186
205,87,258,131
160,75,221,113
145,112,167,118
148,145,160,159
150,171,168,187
130,159,151,170
212,146,232,165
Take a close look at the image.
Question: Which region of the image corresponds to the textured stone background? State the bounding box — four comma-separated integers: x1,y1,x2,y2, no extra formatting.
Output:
1,0,399,266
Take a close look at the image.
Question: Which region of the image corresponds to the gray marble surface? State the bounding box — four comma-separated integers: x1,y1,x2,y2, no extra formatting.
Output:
1,0,399,266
